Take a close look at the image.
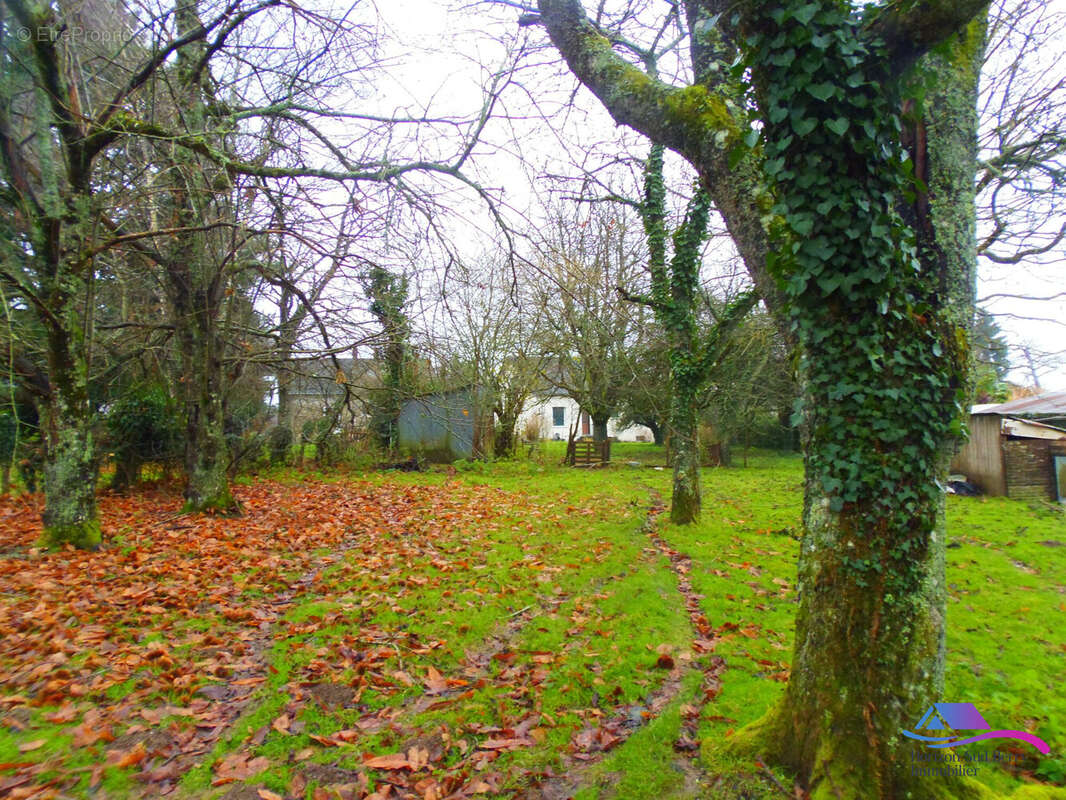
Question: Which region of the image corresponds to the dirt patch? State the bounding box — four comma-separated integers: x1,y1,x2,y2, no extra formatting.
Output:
308,681,358,710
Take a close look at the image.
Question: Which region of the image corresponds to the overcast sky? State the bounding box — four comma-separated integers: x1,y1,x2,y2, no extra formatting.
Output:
364,0,1065,391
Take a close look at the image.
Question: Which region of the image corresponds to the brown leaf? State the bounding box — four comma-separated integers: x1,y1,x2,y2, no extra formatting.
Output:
271,713,291,734
655,653,675,669
423,666,448,693
44,704,78,723
479,737,531,751
363,752,411,770
17,740,46,753
106,742,148,768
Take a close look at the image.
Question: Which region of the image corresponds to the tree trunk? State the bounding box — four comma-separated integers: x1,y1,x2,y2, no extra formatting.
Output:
40,324,101,548
731,21,983,799
177,296,238,513
161,0,238,514
110,452,142,492
591,414,609,443
494,411,517,458
669,391,700,524
647,420,664,447
276,365,293,434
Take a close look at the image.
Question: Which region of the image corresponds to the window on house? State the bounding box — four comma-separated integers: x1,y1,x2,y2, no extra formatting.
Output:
552,406,565,427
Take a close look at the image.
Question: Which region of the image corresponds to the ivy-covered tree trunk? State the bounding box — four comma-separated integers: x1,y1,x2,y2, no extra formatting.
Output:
669,389,701,524
732,12,983,799
494,402,520,458
630,145,755,524
41,319,101,548
361,266,411,451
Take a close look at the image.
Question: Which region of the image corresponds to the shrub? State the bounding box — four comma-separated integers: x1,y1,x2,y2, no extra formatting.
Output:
267,425,294,465
107,385,182,490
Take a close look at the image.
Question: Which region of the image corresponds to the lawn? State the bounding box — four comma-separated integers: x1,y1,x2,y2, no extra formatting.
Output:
0,447,1063,799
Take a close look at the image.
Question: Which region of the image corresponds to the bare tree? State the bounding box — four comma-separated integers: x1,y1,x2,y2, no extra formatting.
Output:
438,257,550,458
532,203,646,443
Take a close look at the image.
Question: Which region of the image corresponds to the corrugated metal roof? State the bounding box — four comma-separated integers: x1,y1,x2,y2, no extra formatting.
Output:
980,391,1066,417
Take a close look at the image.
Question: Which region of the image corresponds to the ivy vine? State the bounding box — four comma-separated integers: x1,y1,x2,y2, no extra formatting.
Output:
740,2,968,595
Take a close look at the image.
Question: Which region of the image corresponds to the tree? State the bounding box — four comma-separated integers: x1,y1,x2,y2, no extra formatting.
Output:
521,0,986,795
361,265,412,450
624,144,756,523
534,204,645,443
1,0,508,543
0,405,13,494
703,307,798,459
972,308,1010,402
106,384,181,491
439,259,549,459
613,324,671,447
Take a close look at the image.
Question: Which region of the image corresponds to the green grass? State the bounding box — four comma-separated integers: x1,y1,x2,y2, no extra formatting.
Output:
4,444,1063,799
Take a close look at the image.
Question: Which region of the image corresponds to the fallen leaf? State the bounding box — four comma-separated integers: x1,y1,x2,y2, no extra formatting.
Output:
363,752,412,770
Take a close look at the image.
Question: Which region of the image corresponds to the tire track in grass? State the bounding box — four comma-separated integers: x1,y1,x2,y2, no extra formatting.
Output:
522,491,709,800
639,489,726,756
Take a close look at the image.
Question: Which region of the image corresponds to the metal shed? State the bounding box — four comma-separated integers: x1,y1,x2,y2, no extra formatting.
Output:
396,387,493,462
951,393,1066,502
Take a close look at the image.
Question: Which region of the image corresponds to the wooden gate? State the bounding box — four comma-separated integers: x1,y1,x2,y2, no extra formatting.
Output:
571,437,611,467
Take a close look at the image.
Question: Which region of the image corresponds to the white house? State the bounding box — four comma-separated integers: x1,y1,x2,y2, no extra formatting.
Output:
518,394,655,442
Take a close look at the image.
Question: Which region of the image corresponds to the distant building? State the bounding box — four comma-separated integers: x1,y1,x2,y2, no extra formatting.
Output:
517,391,654,443
281,357,381,434
951,391,1066,502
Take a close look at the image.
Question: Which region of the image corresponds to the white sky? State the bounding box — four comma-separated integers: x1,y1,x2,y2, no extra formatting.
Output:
353,0,1066,390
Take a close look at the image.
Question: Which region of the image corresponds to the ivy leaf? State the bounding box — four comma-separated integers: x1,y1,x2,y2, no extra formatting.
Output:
771,48,796,67
810,33,832,50
806,83,836,101
728,145,746,170
792,116,817,136
824,117,849,136
805,237,836,262
743,129,761,148
790,214,815,237
793,3,819,25
764,157,786,176
817,273,843,294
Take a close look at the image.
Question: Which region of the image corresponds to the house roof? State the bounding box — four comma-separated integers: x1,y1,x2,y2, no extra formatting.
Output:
975,391,1066,419
288,358,381,397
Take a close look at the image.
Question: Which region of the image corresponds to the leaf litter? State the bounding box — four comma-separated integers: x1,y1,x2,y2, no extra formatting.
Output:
0,475,696,799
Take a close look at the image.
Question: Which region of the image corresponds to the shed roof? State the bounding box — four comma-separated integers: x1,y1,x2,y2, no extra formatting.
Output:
974,391,1066,418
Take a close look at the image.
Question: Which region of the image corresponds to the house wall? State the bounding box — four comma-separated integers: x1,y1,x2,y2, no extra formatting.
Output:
517,397,655,442
950,414,1006,495
1004,439,1066,502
